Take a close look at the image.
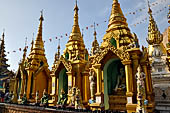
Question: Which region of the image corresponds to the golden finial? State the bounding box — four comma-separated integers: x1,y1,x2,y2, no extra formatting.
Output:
58,38,60,59
22,37,27,64
2,29,5,41
39,9,44,21
25,37,27,47
71,0,80,33
113,0,118,3
23,37,27,52
93,22,97,38
74,0,79,11
31,33,34,52
146,0,163,45
54,39,61,62
58,38,60,56
91,22,99,56
147,0,152,15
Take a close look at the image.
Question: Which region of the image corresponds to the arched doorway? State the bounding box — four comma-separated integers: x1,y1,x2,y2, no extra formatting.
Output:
58,68,68,101
103,58,125,110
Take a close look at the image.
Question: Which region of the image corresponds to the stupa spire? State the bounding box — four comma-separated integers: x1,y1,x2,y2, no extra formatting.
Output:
107,0,128,32
27,11,48,69
34,10,44,51
93,22,97,40
21,37,27,64
0,31,6,58
91,22,99,56
0,31,9,68
101,0,133,48
146,0,163,45
55,39,60,62
57,39,60,58
71,0,81,34
64,1,87,61
31,33,34,52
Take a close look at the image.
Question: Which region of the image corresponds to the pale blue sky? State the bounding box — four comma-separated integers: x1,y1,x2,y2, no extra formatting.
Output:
0,0,169,71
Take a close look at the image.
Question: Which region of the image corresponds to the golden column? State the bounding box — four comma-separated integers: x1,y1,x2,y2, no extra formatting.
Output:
26,71,33,98
122,60,134,103
49,74,57,105
93,64,102,95
127,49,141,100
93,64,103,104
82,71,90,103
141,61,153,103
13,79,19,103
20,77,25,96
32,77,37,99
67,72,73,90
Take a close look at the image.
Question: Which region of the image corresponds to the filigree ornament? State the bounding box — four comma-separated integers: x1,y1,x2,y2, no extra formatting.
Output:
52,55,72,73
92,46,130,64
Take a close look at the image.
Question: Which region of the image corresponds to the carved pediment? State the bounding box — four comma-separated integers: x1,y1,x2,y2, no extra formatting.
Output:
92,45,130,64
52,55,72,74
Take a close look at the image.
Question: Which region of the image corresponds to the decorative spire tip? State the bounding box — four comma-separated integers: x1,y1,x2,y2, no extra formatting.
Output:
39,9,44,21
74,0,79,11
147,0,152,14
93,22,97,36
2,29,5,40
25,37,27,47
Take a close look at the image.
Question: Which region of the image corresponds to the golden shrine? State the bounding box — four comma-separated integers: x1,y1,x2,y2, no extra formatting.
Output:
9,0,157,112
50,1,90,106
13,11,51,103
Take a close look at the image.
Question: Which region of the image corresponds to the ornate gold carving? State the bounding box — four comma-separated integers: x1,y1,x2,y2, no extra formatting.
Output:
52,55,72,73
92,46,130,64
146,3,163,45
140,46,149,64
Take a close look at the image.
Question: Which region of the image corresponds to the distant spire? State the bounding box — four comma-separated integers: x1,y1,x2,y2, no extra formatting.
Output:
147,0,152,15
2,29,5,41
40,10,44,21
31,33,34,52
91,22,99,56
146,0,163,45
57,38,60,58
54,39,61,63
0,31,9,68
22,37,28,64
93,22,97,39
1,31,5,57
